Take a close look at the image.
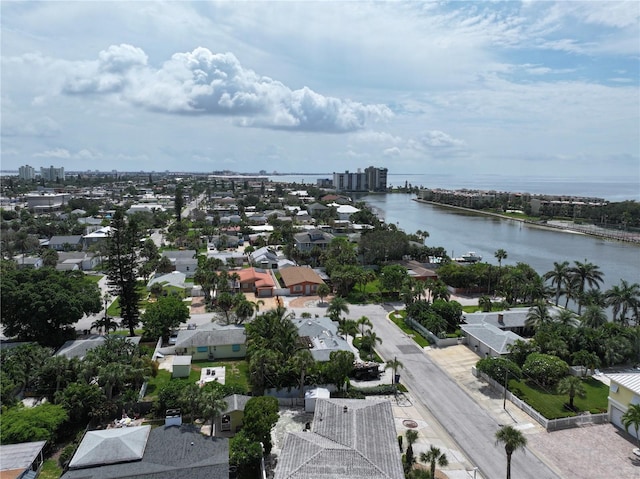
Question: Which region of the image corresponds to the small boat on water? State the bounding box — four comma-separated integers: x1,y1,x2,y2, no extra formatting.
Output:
454,252,482,263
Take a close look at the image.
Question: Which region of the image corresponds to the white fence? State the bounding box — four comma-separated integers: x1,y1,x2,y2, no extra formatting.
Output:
405,317,466,348
478,371,609,431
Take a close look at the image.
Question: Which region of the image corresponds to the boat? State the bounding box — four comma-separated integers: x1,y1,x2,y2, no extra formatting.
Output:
454,252,482,263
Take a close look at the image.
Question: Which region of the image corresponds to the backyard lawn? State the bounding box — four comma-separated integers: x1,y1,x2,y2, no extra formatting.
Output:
145,359,250,399
509,377,609,419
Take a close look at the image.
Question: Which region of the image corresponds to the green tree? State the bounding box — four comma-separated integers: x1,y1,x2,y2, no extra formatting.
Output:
174,184,184,223
404,429,419,474
571,350,600,377
622,403,640,447
107,208,141,336
242,396,279,454
494,248,507,268
40,248,59,268
556,376,586,410
54,382,106,424
327,296,350,323
356,316,373,337
0,403,68,444
324,350,355,392
230,430,263,477
605,279,640,326
522,353,568,388
420,445,449,479
317,282,331,304
199,388,227,437
289,350,316,398
385,357,404,394
580,304,608,329
478,295,493,312
525,300,552,329
141,294,190,341
570,260,604,315
495,425,527,479
543,261,571,307
360,330,382,360
380,264,408,297
0,269,101,346
476,357,522,383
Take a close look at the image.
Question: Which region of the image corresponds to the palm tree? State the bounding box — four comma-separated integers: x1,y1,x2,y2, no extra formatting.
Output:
478,295,492,312
385,357,404,393
580,305,608,329
606,279,640,326
557,376,586,410
356,316,373,337
199,388,228,437
327,296,349,323
361,330,382,360
543,261,571,307
570,260,604,315
338,319,359,343
525,300,552,329
495,425,527,479
404,429,419,474
571,350,600,377
420,445,449,479
290,350,316,398
494,249,507,268
622,403,640,447
555,309,578,327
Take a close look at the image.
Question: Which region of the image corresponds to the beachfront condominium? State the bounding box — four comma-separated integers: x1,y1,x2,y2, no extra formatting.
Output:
40,165,65,182
333,166,388,192
18,164,36,181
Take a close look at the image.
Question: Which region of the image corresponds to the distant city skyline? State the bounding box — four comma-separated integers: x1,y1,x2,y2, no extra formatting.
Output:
1,1,638,180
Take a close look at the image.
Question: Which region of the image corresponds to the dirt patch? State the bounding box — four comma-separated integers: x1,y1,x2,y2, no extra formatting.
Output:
190,297,207,315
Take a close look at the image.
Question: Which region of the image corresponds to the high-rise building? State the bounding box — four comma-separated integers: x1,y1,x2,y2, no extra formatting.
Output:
18,164,36,181
40,165,65,182
332,166,387,192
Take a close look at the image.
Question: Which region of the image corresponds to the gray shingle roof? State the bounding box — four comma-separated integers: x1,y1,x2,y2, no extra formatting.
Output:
274,399,404,479
61,424,229,479
173,323,246,349
0,441,46,474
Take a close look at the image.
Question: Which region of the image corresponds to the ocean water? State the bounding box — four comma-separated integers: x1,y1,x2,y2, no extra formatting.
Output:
269,173,639,202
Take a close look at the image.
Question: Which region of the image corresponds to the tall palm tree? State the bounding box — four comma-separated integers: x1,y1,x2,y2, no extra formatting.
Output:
290,350,316,398
404,429,419,474
478,295,492,312
356,316,372,337
557,376,586,410
495,425,527,479
420,445,449,479
338,319,359,342
327,296,350,323
622,403,640,447
199,388,228,437
494,249,508,268
543,261,571,307
385,357,404,392
555,309,578,327
606,279,640,326
570,260,604,315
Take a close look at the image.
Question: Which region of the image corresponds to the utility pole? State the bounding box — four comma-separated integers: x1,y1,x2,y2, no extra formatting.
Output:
503,369,508,409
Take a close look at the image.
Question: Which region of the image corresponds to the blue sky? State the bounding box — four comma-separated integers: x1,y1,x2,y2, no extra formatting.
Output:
1,1,638,179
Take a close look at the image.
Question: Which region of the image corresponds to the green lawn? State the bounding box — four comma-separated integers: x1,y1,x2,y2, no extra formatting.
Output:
389,311,431,348
83,274,104,284
145,360,250,399
39,459,62,479
509,377,609,419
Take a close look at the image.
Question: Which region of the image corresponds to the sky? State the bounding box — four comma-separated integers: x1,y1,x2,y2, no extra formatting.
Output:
1,1,639,179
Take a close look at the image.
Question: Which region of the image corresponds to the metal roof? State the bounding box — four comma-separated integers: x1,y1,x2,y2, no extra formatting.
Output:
608,373,640,395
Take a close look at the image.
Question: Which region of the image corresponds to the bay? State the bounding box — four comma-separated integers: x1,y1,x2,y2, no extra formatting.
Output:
359,193,640,291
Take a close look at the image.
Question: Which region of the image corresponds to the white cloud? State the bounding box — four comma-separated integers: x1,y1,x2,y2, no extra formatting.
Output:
59,45,391,133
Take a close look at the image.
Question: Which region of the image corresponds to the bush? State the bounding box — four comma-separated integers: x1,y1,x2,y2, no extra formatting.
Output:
476,357,522,383
58,444,76,469
522,353,569,388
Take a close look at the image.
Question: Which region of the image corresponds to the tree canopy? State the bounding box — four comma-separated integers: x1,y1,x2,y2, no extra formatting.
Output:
1,268,101,346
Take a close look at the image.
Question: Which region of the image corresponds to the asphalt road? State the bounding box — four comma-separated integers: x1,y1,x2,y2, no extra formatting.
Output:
363,304,561,479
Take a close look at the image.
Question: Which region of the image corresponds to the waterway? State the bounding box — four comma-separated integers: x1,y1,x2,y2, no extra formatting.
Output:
359,193,640,290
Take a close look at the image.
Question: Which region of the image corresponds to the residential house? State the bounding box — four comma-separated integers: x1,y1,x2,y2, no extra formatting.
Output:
13,255,43,269
57,252,101,271
55,336,141,360
306,202,329,216
48,235,83,251
56,262,80,272
215,394,252,437
333,204,360,221
279,266,324,296
0,440,46,479
293,229,335,252
61,425,229,479
82,226,113,249
274,398,404,479
249,247,279,269
165,323,247,361
236,267,275,297
608,373,640,441
161,250,198,278
147,271,187,291
208,250,245,267
399,260,438,282
292,316,352,362
461,308,537,357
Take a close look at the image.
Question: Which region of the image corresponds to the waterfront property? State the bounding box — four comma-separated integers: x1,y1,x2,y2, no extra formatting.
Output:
607,373,640,441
